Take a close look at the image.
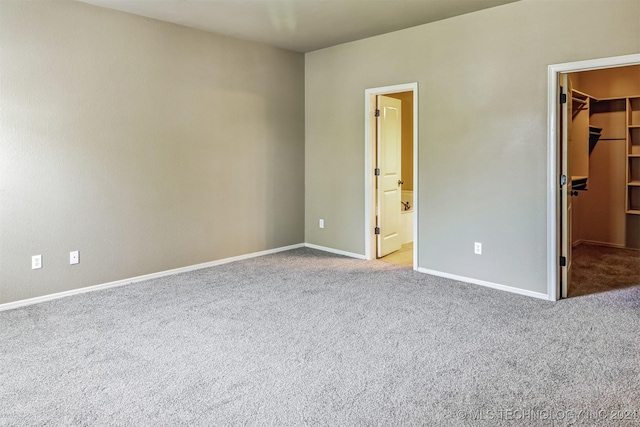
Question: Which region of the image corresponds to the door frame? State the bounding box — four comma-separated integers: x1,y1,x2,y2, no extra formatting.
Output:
547,53,640,301
364,82,418,268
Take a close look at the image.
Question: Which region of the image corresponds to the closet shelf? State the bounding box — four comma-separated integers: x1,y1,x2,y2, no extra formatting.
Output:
594,96,632,101
572,176,588,191
571,90,590,117
571,89,591,100
628,181,640,186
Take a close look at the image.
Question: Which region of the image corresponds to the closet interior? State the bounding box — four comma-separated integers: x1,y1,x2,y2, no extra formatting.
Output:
568,65,640,250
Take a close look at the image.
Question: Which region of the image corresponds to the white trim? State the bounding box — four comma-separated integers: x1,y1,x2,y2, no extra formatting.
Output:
0,243,304,312
417,268,552,301
364,82,419,270
412,89,419,269
574,239,640,251
547,64,560,302
547,53,640,302
304,243,366,260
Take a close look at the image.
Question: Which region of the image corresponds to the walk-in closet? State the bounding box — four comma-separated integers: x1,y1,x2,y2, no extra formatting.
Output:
566,65,640,297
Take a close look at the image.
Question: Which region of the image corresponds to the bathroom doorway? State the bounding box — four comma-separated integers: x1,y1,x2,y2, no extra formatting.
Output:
364,83,418,269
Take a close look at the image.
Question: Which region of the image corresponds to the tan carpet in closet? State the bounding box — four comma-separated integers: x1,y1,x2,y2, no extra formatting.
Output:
570,243,640,297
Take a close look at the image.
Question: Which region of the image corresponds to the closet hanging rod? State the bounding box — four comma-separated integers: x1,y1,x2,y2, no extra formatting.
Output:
572,103,588,118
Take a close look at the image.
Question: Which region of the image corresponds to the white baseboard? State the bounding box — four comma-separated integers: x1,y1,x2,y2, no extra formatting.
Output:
417,268,552,301
304,243,366,260
573,240,640,251
0,243,305,312
0,243,553,311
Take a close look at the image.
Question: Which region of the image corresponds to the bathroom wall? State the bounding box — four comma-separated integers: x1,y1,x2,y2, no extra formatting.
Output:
387,91,414,192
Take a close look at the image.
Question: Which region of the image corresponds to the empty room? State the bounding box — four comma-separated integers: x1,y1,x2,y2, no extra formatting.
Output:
1,0,639,424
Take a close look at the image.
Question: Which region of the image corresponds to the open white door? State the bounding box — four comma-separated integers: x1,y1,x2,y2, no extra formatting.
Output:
561,74,573,298
377,95,402,258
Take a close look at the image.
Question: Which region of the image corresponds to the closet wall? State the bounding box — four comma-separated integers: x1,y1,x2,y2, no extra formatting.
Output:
570,65,640,249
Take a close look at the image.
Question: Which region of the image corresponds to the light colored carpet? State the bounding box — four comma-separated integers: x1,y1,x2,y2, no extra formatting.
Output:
1,248,639,426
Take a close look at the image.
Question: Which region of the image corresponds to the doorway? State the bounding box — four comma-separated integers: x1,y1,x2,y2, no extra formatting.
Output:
364,83,418,269
548,54,640,300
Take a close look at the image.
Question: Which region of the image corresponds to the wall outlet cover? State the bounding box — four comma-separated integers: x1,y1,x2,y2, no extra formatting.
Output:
32,255,42,269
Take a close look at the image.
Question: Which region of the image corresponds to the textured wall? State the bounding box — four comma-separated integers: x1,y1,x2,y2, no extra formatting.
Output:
305,0,640,294
0,1,305,304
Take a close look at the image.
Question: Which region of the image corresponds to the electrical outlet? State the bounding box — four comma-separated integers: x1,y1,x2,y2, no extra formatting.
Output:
319,219,325,229
474,242,482,255
32,255,42,269
70,251,79,265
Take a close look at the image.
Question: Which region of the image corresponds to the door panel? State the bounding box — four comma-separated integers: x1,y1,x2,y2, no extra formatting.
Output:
377,95,402,257
561,75,573,298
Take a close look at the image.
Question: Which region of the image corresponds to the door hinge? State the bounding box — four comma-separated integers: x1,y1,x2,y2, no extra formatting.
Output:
374,168,381,176
560,91,567,104
559,256,567,267
375,109,380,117
560,174,567,187
375,227,380,235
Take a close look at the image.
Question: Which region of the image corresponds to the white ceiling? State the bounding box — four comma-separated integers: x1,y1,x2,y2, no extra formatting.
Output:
79,0,519,53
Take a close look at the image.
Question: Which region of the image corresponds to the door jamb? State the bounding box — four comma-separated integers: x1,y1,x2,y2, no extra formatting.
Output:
547,54,640,301
365,82,418,269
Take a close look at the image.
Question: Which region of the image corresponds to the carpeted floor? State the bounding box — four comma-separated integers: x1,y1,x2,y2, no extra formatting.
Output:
570,243,640,297
1,248,639,426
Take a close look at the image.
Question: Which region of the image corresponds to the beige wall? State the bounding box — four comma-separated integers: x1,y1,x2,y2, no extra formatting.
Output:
387,92,414,192
571,65,640,248
0,1,305,304
305,0,640,294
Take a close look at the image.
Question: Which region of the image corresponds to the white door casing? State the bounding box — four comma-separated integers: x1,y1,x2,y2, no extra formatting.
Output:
364,82,418,269
377,95,402,258
548,55,640,301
